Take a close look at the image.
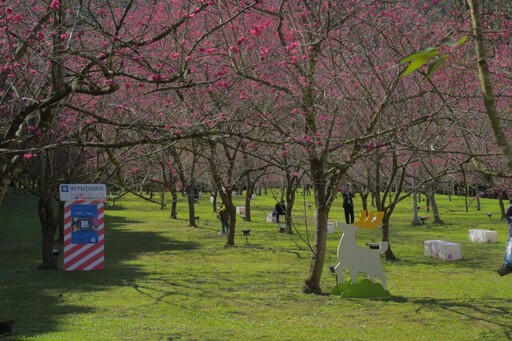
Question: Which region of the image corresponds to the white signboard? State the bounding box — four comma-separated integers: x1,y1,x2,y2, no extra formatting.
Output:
60,184,107,202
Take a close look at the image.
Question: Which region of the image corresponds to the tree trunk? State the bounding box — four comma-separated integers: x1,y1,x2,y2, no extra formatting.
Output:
284,184,296,233
223,191,237,246
170,191,178,219
56,200,65,241
461,165,469,213
160,162,178,220
244,193,251,222
499,191,506,219
169,182,178,219
411,175,421,226
468,0,512,174
360,192,369,212
476,197,481,211
39,196,58,269
302,205,328,294
38,151,58,269
207,141,238,246
381,214,396,261
430,190,444,224
244,175,255,222
302,148,334,294
186,185,197,227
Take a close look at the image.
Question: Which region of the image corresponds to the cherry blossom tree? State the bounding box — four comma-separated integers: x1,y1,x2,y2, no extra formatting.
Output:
4,0,511,286
1,0,263,268
399,1,512,179
0,0,262,210
217,0,446,293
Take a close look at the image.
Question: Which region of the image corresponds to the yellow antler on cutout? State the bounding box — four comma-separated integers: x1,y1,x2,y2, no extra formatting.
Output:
353,210,384,229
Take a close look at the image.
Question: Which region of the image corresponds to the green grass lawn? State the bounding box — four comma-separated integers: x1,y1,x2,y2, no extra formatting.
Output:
1,190,512,340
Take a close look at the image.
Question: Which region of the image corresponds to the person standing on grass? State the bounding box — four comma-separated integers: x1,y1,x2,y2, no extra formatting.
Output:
217,204,229,236
342,190,355,224
498,198,512,276
273,200,286,223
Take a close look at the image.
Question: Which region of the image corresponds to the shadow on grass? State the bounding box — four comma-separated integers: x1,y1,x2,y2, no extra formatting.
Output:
0,196,200,338
104,203,127,211
238,244,308,259
388,295,512,332
411,297,512,335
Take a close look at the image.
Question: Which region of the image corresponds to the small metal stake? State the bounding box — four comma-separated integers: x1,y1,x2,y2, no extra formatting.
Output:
329,265,338,287
243,229,251,244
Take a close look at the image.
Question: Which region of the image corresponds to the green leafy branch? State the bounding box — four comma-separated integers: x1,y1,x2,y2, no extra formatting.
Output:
398,36,468,82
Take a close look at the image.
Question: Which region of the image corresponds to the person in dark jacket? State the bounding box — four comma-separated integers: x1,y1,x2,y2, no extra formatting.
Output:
217,204,229,235
342,191,355,224
498,199,512,276
273,200,286,223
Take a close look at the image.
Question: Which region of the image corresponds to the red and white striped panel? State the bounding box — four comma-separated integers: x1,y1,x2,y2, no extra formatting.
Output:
64,200,104,271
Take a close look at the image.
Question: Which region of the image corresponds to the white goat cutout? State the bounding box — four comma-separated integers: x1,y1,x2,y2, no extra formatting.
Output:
334,211,388,289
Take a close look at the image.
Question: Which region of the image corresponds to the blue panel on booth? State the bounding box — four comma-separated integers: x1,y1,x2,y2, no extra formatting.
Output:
71,204,98,217
70,204,99,244
72,230,99,244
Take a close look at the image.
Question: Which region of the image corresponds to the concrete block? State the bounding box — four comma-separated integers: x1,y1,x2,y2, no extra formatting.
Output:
327,222,335,234
469,229,498,243
437,242,461,260
267,214,276,223
425,240,461,261
424,240,444,258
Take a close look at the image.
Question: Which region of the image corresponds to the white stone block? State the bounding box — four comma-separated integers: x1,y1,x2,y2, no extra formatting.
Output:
484,230,498,243
327,222,335,234
251,194,256,200
210,196,215,203
267,214,276,223
236,207,246,215
424,240,461,261
438,242,461,260
424,240,444,258
468,229,481,242
469,229,498,243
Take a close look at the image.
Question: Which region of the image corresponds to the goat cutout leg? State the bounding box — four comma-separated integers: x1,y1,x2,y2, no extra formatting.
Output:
376,270,387,289
334,263,345,284
350,269,358,284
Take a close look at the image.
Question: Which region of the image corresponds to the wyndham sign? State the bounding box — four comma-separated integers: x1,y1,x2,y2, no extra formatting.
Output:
60,184,107,202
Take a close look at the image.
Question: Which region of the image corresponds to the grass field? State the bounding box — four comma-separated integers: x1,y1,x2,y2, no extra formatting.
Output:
1,190,512,340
